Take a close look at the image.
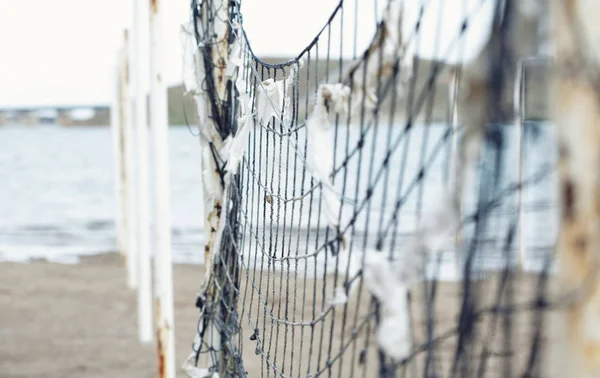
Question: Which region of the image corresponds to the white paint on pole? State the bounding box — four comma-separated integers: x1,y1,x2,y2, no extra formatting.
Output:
125,28,139,291
149,0,175,376
133,0,153,343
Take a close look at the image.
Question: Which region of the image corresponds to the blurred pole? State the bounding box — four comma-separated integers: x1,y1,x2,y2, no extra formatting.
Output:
111,49,126,260
514,59,525,270
133,0,153,343
126,27,139,291
149,0,175,376
120,31,137,288
448,67,462,281
449,68,461,234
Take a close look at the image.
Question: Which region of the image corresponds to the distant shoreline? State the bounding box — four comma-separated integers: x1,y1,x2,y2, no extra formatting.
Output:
0,56,549,128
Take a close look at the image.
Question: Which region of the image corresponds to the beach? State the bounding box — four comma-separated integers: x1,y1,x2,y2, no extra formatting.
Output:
0,253,201,378
0,252,563,378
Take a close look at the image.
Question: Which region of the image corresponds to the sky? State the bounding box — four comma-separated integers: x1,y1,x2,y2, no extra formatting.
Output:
0,0,365,108
0,0,494,108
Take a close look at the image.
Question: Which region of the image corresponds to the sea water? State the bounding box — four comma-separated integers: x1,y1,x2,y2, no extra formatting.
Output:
0,122,558,279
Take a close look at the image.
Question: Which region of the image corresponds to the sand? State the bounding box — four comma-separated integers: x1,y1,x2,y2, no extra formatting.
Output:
0,253,563,378
0,253,201,378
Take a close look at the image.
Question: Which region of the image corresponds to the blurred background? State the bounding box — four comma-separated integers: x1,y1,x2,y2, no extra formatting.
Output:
0,1,551,377
0,0,384,263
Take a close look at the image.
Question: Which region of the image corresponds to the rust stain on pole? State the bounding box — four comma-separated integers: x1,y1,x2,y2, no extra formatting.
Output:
155,298,166,378
124,50,130,86
217,57,226,85
150,0,158,14
213,26,229,100
204,200,221,267
156,334,166,377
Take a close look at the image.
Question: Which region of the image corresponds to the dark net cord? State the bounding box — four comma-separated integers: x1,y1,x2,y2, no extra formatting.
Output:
185,1,563,377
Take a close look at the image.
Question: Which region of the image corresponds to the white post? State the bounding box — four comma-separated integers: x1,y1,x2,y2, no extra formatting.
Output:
111,52,125,259
150,0,175,376
125,29,139,291
114,32,132,273
133,0,153,343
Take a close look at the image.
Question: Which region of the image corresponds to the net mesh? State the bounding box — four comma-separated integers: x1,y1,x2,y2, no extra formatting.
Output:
183,1,558,377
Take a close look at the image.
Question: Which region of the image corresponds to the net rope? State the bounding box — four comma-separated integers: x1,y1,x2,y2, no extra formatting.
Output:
182,1,560,377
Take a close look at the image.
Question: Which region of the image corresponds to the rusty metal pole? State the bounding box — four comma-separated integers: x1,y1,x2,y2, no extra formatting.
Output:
133,0,153,343
552,1,600,376
149,0,175,376
190,0,236,373
203,0,229,370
